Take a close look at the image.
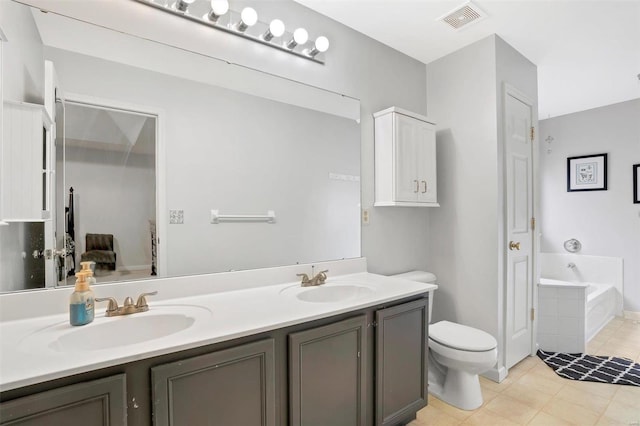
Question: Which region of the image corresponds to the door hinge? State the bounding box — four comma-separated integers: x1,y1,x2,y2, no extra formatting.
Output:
531,217,536,230
530,126,535,141
531,308,535,321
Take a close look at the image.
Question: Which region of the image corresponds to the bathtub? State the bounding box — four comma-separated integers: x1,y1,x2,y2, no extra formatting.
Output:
537,253,623,353
539,278,616,347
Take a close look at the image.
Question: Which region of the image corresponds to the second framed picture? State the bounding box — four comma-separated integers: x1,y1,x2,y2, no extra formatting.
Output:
567,153,608,192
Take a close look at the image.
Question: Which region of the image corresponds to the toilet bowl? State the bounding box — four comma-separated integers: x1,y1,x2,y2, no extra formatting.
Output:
391,271,498,411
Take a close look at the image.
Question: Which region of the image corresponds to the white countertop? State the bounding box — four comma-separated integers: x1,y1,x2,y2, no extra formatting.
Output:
0,269,435,392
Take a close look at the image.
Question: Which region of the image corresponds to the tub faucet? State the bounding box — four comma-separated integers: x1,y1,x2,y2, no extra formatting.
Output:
567,262,576,269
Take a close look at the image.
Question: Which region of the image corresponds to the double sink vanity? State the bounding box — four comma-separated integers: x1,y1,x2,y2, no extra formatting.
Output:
0,259,436,426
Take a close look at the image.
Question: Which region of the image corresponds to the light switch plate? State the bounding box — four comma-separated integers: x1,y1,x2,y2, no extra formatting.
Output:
169,210,184,224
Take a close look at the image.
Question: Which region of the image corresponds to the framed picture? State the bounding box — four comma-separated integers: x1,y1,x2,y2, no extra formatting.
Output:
567,153,608,192
634,164,640,204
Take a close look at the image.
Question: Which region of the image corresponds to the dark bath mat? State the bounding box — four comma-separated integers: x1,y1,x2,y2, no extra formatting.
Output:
537,350,640,387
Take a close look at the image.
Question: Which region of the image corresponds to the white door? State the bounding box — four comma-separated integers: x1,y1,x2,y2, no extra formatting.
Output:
44,61,67,286
504,87,534,369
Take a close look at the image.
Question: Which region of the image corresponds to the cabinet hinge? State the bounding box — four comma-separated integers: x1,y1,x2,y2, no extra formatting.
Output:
531,308,535,321
530,126,535,141
531,217,536,230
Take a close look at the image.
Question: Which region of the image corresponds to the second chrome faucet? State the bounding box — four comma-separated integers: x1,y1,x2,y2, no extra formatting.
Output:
96,291,158,317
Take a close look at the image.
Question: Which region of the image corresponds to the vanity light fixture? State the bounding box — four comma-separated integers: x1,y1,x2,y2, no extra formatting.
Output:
286,28,308,50
133,0,328,63
206,0,229,22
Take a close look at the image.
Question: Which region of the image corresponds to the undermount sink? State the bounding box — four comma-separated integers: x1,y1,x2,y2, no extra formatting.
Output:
280,282,375,303
19,305,212,353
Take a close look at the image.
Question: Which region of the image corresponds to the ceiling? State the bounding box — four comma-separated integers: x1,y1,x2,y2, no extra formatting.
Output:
294,0,640,119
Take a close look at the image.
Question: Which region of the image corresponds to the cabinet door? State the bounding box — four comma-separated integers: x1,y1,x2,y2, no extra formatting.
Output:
415,120,437,203
393,114,420,202
376,298,428,426
0,374,127,426
2,102,52,221
152,338,276,426
289,315,367,426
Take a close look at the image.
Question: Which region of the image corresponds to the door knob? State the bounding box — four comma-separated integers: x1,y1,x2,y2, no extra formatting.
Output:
509,241,521,251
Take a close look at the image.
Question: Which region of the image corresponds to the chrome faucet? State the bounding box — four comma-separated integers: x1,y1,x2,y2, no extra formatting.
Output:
96,291,158,317
297,270,329,287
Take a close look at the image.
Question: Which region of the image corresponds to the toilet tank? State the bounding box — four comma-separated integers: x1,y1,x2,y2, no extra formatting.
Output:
389,271,436,322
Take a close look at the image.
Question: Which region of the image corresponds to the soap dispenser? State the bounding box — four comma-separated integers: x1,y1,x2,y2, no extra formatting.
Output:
70,271,95,326
80,261,97,286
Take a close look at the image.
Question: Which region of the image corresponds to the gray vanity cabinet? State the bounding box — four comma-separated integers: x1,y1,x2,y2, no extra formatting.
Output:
288,315,368,426
151,338,276,426
0,374,126,426
375,298,429,426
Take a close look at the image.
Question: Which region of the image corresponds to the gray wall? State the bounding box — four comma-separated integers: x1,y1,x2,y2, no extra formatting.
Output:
0,0,43,104
61,143,156,272
539,99,640,311
19,0,430,276
427,35,538,378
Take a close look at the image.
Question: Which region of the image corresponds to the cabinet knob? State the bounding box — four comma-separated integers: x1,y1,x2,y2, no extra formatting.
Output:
414,180,419,193
422,181,427,193
509,241,521,251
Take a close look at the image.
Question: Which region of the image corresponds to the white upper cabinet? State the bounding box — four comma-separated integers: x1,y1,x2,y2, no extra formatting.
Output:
2,101,53,221
374,107,439,207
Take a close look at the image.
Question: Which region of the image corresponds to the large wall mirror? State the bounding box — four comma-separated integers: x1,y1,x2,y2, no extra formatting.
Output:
0,0,361,293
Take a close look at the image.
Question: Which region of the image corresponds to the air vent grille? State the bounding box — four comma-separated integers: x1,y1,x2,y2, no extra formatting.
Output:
439,2,487,30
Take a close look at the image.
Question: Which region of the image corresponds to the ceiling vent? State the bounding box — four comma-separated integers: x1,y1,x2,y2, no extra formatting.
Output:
438,1,487,30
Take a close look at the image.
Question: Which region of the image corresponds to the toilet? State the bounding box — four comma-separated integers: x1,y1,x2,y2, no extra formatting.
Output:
391,271,498,411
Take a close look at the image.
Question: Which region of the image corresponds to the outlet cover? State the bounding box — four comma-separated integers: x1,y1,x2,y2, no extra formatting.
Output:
362,209,370,225
169,210,184,224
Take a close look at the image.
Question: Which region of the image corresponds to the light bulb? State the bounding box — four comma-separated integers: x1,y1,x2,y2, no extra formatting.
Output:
270,19,285,37
207,0,229,22
315,36,329,52
286,28,308,49
263,19,285,41
307,36,329,57
236,7,257,32
293,28,308,44
175,0,195,12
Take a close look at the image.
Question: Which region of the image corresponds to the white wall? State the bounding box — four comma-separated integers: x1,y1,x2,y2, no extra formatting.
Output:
539,99,640,312
427,35,538,379
19,0,430,276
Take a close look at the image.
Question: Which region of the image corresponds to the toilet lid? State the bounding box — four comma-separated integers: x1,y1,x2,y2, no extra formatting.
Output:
429,321,497,352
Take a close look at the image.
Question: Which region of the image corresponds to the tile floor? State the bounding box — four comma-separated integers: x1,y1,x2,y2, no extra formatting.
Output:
410,317,640,425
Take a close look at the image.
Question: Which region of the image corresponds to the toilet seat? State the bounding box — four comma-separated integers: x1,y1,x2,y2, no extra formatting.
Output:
430,321,497,352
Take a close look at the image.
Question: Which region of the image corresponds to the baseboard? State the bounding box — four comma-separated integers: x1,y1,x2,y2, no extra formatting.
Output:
623,311,640,321
481,365,507,383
